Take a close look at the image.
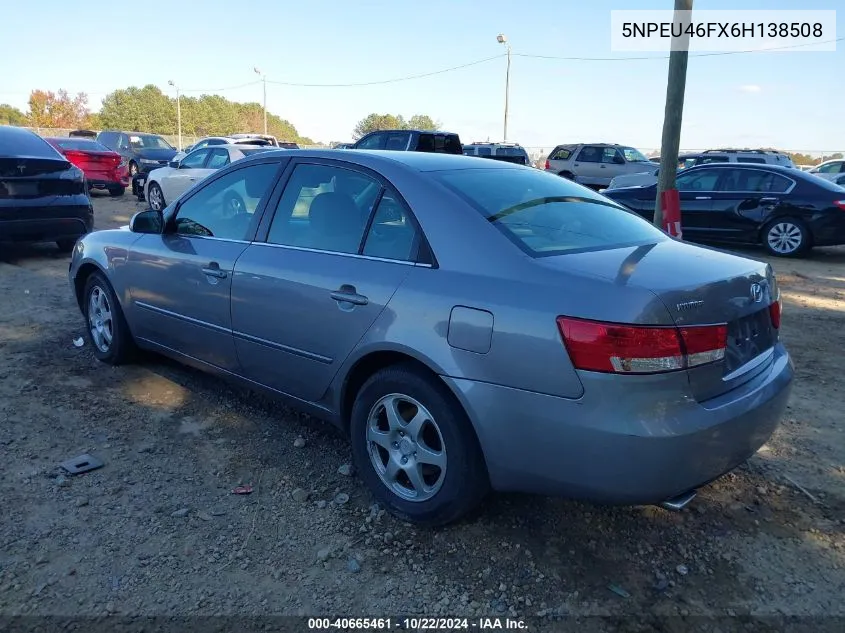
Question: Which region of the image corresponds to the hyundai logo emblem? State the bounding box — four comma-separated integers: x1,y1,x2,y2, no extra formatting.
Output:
750,283,764,303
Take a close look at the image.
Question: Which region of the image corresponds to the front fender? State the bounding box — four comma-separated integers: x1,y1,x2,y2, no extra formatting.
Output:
69,228,141,311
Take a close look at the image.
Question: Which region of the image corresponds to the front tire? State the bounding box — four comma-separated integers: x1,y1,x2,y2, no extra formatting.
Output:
763,218,810,257
128,161,138,177
82,272,136,365
349,364,489,527
147,182,165,211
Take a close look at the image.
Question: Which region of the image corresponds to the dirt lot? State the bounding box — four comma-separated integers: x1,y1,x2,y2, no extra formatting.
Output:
1,193,843,628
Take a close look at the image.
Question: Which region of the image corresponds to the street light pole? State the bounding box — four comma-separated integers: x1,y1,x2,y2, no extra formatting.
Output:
168,80,181,150
497,34,511,142
653,0,694,235
254,67,267,135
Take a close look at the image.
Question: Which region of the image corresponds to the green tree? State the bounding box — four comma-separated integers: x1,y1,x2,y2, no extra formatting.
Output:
27,89,89,128
98,85,175,133
352,113,407,140
0,103,26,125
407,114,439,131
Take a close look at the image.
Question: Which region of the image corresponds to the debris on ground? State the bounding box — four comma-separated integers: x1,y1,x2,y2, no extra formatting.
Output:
72,337,84,347
59,454,104,475
338,464,354,477
608,584,630,598
293,437,306,448
231,485,253,495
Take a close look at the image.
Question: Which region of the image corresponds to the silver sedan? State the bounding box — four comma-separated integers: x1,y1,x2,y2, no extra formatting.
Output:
68,150,794,526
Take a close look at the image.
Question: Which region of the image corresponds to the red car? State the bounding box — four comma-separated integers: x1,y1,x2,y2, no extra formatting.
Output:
44,137,129,196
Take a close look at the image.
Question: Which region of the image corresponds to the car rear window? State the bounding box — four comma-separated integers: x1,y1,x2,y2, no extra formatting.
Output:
52,138,111,152
435,168,667,256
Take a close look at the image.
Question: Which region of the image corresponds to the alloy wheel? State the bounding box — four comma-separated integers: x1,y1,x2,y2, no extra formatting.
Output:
88,286,113,353
148,184,164,211
767,222,803,254
366,393,447,502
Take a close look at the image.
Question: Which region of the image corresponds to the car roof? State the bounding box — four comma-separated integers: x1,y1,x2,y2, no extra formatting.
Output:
0,125,64,159
239,148,523,172
363,129,459,136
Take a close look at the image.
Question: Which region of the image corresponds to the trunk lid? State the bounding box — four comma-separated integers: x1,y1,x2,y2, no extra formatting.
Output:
0,157,80,200
542,239,780,400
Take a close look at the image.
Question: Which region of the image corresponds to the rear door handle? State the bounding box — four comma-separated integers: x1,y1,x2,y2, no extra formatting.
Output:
330,284,368,306
201,262,227,279
600,164,606,168
695,196,711,200
760,197,779,204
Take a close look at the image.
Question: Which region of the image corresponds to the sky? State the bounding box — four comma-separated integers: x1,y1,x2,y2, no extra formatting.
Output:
0,0,842,153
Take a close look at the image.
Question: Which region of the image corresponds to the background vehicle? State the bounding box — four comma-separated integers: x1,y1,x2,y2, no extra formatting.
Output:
333,142,354,149
1,125,93,251
144,144,272,210
695,149,796,168
227,133,300,149
604,163,845,257
44,137,129,196
543,143,653,189
68,129,98,139
96,131,178,178
70,150,792,526
462,142,531,166
808,159,845,182
352,129,462,154
176,136,275,162
605,153,707,191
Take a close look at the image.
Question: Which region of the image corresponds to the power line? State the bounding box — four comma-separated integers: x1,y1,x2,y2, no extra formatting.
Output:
515,36,844,62
180,80,262,93
265,54,505,87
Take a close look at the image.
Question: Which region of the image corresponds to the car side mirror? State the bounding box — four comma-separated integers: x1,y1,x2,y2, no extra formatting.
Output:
613,156,626,165
169,160,181,168
129,209,163,234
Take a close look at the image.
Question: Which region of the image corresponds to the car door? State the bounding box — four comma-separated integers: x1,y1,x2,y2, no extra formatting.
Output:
124,159,283,371
673,168,721,240
707,168,795,243
354,132,387,150
160,149,211,202
230,160,420,403
598,147,627,185
571,145,604,186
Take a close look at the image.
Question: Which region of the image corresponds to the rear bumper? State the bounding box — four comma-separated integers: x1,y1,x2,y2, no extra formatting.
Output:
0,202,94,244
88,178,128,190
809,212,845,247
445,343,794,504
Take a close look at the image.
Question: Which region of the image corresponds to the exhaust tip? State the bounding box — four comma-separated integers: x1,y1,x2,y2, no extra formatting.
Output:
659,489,697,511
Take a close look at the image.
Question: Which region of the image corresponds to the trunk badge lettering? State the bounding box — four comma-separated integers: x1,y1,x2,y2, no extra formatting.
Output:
676,300,704,312
750,283,764,303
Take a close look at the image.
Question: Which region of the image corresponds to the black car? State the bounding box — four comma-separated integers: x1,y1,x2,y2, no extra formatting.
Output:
604,163,845,257
96,130,178,179
352,129,463,154
0,125,93,252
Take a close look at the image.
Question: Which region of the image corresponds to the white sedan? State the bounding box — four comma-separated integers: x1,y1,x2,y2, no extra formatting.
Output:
144,145,272,211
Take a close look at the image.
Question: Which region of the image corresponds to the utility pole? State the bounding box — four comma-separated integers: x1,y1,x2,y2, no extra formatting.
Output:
254,67,267,135
168,80,181,150
654,0,693,236
497,34,511,142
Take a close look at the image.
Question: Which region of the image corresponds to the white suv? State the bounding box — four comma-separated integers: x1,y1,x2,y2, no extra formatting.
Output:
543,143,654,188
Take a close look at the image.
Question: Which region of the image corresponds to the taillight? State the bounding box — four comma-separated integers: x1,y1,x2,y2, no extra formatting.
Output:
834,200,845,210
769,298,781,329
544,159,550,170
556,317,727,374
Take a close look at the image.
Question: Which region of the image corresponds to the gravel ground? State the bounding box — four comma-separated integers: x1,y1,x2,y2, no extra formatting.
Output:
0,193,843,629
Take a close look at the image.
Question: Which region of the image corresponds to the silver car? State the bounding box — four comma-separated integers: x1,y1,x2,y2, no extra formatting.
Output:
68,150,794,526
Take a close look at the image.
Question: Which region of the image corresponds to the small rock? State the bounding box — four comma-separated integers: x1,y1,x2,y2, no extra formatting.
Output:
757,485,768,495
55,474,69,488
75,498,89,508
291,488,309,503
338,464,354,477
317,548,331,562
334,492,350,505
294,437,306,449
676,564,689,576
197,512,212,521
210,509,227,517
170,508,189,518
347,558,361,573
383,532,394,544
654,578,670,593
316,500,327,509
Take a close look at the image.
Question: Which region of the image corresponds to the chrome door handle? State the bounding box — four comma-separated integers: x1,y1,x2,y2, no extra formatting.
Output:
760,197,779,204
695,196,711,200
330,284,368,306
201,263,227,279
600,164,606,168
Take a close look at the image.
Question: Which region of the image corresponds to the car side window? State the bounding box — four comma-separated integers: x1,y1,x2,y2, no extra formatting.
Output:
384,132,411,151
416,133,435,152
208,139,226,146
206,148,230,170
550,147,572,161
697,156,728,165
98,132,116,150
817,162,842,174
722,169,792,193
174,162,279,241
193,141,209,151
362,190,420,262
356,133,386,150
600,148,622,164
267,163,381,254
576,146,602,163
180,149,210,169
117,134,129,150
676,169,722,191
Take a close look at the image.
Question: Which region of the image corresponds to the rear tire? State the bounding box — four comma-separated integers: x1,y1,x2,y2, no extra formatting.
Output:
349,364,489,527
109,186,125,197
82,272,136,365
762,218,810,257
56,239,76,252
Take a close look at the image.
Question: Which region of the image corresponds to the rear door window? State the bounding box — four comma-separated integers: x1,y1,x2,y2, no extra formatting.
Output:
675,168,723,191
383,132,411,151
355,133,386,150
206,148,231,170
416,133,435,152
550,147,573,161
575,146,602,163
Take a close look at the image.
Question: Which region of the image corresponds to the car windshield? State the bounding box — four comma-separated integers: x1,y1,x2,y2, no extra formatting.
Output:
434,168,667,256
128,134,173,150
621,147,649,162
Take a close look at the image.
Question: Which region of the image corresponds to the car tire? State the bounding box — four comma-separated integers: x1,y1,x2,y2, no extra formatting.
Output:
349,363,489,527
109,186,125,197
82,272,136,365
128,161,138,177
762,218,811,257
56,239,77,252
147,182,166,211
